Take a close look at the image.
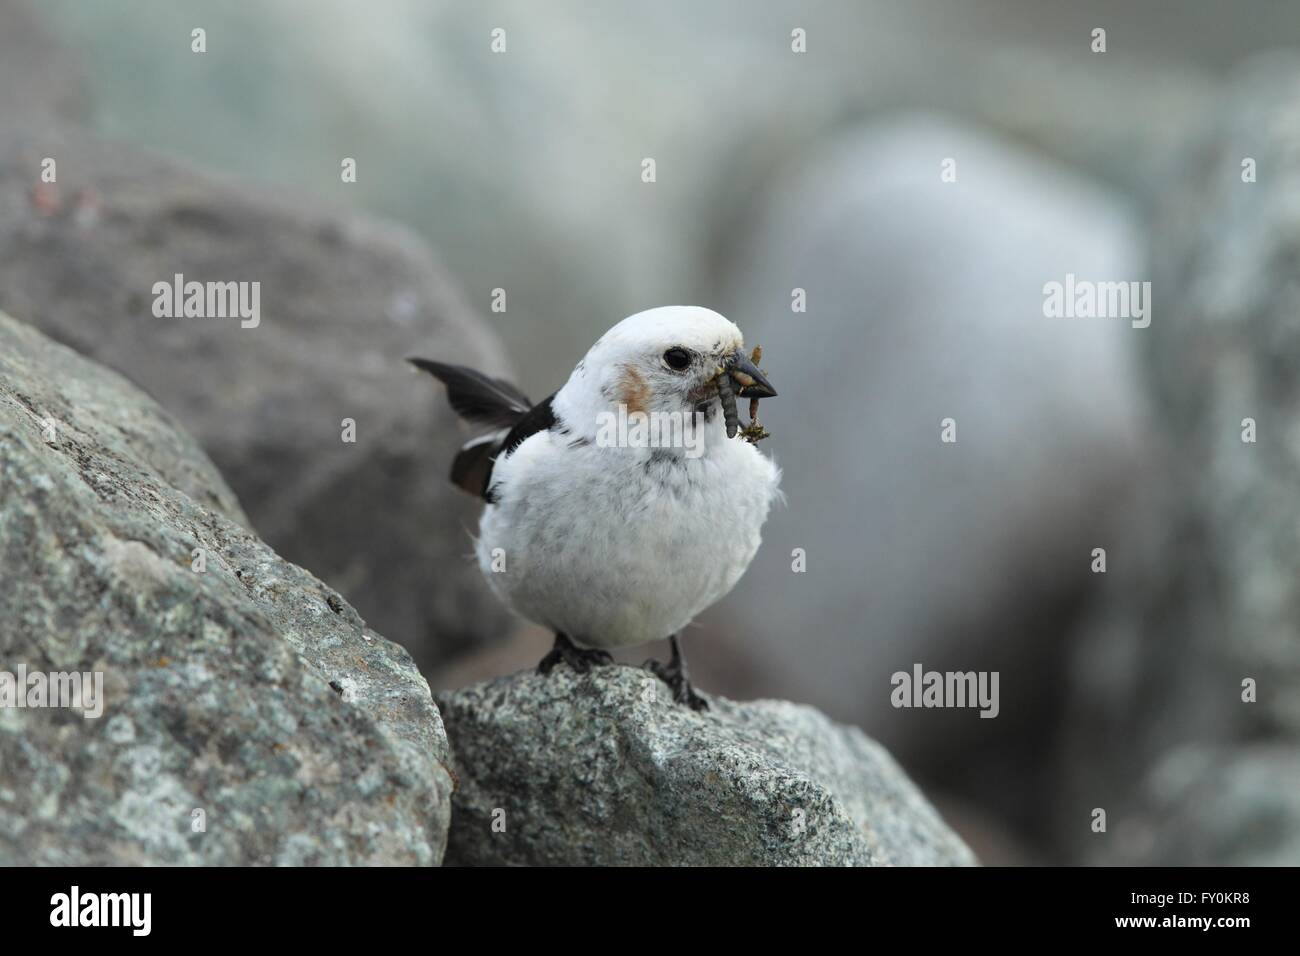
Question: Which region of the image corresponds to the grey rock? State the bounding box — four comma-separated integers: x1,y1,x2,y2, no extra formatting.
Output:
1143,56,1300,739
0,125,512,671
1063,57,1300,865
1098,745,1300,867
0,312,452,864
436,666,975,866
709,116,1148,829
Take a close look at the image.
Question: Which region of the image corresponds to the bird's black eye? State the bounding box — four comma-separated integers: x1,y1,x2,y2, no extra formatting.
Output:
662,347,691,371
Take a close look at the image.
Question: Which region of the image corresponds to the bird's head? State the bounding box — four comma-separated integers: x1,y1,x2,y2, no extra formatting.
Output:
555,306,776,441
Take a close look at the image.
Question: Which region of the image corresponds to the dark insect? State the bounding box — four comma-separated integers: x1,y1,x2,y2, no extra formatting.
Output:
716,364,740,438
716,345,772,442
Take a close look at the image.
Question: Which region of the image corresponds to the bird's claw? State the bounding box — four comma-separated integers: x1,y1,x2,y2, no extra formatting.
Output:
538,633,613,675
644,658,709,711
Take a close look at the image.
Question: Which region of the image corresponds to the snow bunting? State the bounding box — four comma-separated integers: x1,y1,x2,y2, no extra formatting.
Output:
410,305,780,709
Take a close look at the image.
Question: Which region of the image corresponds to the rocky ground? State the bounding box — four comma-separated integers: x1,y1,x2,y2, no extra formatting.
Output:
438,667,974,866
0,312,454,864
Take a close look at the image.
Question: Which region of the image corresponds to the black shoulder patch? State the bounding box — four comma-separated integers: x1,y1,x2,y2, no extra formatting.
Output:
499,393,557,458
478,393,559,501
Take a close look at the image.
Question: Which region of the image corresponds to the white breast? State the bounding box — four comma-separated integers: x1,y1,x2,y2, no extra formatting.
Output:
475,425,781,649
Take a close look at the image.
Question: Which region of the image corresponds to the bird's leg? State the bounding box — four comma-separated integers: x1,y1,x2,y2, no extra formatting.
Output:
644,634,708,711
537,632,613,675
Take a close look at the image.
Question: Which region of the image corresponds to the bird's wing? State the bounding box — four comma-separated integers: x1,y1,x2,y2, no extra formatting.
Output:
449,429,508,501
409,356,557,501
407,358,531,427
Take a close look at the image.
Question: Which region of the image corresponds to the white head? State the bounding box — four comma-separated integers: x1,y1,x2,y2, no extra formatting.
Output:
553,306,776,443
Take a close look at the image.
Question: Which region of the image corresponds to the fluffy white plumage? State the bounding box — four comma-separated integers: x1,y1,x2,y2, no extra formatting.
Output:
475,306,782,649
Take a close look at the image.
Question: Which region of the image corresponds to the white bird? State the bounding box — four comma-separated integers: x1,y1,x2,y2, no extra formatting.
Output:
410,305,781,709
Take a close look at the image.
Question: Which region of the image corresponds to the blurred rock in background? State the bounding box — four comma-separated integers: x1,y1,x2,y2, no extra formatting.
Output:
0,123,513,672
0,0,86,126
1064,56,1300,865
707,116,1149,845
34,0,1221,394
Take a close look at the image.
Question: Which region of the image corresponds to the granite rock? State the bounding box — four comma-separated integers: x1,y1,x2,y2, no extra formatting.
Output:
0,312,453,865
437,665,975,866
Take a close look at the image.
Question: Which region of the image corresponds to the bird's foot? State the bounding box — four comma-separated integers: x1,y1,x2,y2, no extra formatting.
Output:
644,655,709,711
537,632,613,675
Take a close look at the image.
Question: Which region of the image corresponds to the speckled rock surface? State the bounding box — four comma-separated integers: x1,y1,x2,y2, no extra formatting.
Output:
0,124,512,672
437,666,976,866
0,312,452,864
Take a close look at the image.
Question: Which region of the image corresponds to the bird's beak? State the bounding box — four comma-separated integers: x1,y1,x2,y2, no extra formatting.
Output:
726,349,777,398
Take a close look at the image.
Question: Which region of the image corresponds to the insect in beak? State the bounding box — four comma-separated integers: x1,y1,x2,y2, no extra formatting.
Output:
715,346,776,439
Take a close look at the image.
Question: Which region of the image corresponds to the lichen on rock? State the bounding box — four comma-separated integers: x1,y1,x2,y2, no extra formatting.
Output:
437,665,976,866
0,312,452,865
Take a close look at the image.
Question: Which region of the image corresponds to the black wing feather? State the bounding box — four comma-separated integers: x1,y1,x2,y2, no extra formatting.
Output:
407,358,531,427
449,432,504,500
410,355,559,502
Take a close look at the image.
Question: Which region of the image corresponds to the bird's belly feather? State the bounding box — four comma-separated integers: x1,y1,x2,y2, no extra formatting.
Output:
474,436,778,649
